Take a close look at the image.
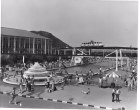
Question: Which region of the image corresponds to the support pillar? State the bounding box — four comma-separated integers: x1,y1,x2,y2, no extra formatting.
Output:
19,38,21,53
33,38,35,54
64,49,66,55
120,49,123,68
1,36,3,53
29,38,30,53
48,40,49,55
8,37,10,53
89,49,91,55
127,58,129,67
14,37,16,53
44,39,46,54
50,40,52,55
103,50,105,57
41,39,42,54
58,50,60,55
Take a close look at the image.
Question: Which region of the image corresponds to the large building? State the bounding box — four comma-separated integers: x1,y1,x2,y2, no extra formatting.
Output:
1,27,52,55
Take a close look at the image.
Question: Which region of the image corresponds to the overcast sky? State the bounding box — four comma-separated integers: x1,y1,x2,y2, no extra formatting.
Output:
1,0,138,47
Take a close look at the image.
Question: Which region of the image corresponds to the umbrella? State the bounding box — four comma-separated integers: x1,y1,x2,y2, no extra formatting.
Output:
106,72,120,78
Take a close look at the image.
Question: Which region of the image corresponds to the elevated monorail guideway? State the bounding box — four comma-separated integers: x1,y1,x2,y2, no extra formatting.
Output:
71,48,88,66
104,49,133,71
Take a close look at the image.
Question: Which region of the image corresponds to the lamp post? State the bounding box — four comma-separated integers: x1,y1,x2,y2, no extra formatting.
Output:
115,50,118,71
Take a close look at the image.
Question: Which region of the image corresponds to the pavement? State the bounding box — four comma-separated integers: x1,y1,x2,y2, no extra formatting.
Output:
0,79,136,110
0,94,94,109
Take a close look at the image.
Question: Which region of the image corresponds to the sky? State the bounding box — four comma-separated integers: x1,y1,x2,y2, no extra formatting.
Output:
1,0,138,47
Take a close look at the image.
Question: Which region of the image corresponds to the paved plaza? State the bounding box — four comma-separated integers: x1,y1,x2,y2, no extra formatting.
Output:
0,68,137,110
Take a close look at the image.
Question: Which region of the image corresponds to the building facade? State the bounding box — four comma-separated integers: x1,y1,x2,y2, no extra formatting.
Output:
1,27,52,55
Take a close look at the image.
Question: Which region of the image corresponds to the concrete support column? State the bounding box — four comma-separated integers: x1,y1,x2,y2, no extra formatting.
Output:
48,40,49,55
24,39,25,49
1,36,3,53
37,39,39,53
120,49,123,67
103,50,105,57
41,39,42,54
64,49,66,55
92,49,94,56
50,41,52,55
127,58,129,67
58,50,60,55
18,38,21,53
8,37,10,53
33,38,35,54
29,38,30,53
14,37,16,53
44,39,46,54
55,49,57,55
89,49,91,55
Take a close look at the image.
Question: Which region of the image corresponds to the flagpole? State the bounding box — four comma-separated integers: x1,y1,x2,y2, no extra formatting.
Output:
116,50,118,71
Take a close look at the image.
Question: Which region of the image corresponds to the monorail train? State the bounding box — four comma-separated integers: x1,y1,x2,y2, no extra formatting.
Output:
81,40,104,47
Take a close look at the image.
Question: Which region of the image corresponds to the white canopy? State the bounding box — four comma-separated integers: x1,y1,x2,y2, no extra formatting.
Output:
106,72,120,78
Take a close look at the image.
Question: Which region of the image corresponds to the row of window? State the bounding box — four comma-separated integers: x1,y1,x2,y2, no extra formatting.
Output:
1,35,52,54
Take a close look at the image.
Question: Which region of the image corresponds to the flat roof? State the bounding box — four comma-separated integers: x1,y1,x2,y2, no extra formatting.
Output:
1,27,50,39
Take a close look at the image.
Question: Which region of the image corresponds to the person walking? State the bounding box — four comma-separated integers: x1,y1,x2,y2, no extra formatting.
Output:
128,78,132,91
19,78,23,93
99,67,102,74
45,79,48,88
99,77,102,88
75,73,79,83
47,77,50,88
112,88,116,102
116,88,121,102
9,87,17,104
51,81,55,92
28,77,32,92
25,78,28,91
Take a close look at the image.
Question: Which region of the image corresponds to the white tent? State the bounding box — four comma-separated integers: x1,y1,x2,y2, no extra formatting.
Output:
106,72,120,78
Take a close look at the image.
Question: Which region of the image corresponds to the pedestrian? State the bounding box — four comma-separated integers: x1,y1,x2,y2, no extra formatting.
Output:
112,88,116,102
79,75,84,85
99,77,102,88
51,81,55,92
45,79,48,88
20,70,23,78
88,69,92,74
116,88,121,102
128,78,132,91
19,78,23,93
14,70,18,78
99,67,102,74
9,87,17,104
25,78,28,91
28,77,32,92
75,73,79,82
61,78,65,90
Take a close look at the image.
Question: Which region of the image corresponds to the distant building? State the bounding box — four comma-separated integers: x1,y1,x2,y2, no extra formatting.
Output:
1,27,52,55
81,40,104,47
